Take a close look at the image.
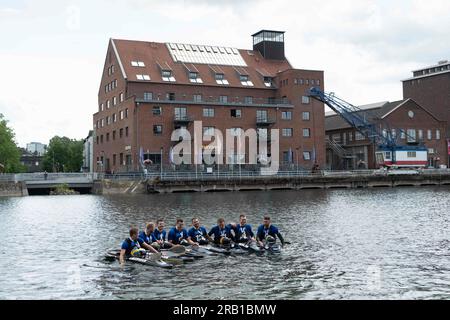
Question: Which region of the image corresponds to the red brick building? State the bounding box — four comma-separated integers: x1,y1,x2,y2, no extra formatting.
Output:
325,99,447,169
93,30,325,173
402,60,450,166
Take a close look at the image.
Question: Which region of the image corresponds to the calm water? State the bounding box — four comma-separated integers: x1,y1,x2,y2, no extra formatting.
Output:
0,188,449,300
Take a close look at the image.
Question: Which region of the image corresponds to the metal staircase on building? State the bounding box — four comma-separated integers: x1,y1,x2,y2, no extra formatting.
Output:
326,138,355,159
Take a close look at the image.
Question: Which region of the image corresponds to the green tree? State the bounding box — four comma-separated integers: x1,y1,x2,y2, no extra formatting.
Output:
43,136,84,172
0,113,24,173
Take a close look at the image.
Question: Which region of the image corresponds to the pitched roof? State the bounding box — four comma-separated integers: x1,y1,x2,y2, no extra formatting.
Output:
325,100,405,131
111,39,292,88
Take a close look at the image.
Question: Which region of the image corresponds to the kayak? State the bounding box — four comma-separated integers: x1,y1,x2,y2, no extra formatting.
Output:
265,243,282,254
161,250,195,263
105,249,173,269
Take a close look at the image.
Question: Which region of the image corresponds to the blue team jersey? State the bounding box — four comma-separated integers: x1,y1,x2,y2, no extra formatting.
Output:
256,225,279,241
138,231,154,244
187,226,208,242
233,224,254,242
121,237,144,255
153,229,166,242
208,225,233,243
168,227,188,244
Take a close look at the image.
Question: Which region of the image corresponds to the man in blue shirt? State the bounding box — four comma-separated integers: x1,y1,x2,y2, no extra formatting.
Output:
168,218,189,245
256,216,285,247
208,218,234,246
138,222,155,245
119,227,158,263
153,219,172,249
187,218,209,245
232,214,255,244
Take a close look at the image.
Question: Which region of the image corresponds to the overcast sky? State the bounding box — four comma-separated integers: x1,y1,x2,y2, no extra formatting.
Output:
1,0,449,147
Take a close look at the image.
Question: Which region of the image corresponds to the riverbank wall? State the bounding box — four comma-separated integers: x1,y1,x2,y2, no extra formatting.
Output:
144,172,450,193
89,171,450,194
3,172,450,196
0,181,27,197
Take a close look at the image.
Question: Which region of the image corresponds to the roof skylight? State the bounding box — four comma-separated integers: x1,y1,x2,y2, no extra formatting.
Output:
166,43,247,67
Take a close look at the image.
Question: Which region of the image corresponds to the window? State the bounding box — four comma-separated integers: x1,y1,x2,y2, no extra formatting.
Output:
120,153,124,165
263,77,273,87
407,151,417,158
303,152,311,161
119,128,123,138
175,107,187,119
125,108,128,118
407,129,416,143
203,126,215,137
112,113,117,123
203,108,214,117
301,96,310,104
428,148,435,155
144,92,153,100
302,111,310,121
153,106,162,116
113,96,117,106
136,74,151,81
348,132,353,142
355,132,365,141
303,128,311,137
240,74,254,86
244,96,253,104
257,110,268,122
283,151,291,163
100,119,104,127
316,80,320,86
120,93,124,102
100,135,103,143
282,128,293,137
188,72,203,83
400,129,406,140
231,109,241,118
281,111,292,120
215,73,229,85
427,129,432,140
219,95,228,103
113,154,116,166
436,129,441,140
106,100,110,109
418,129,423,140
305,79,309,85
131,61,145,67
119,110,124,120
391,129,397,139
299,79,304,85
166,93,176,101
96,136,99,144
99,103,104,112
106,116,111,125
385,152,391,160
162,70,176,82
153,125,163,135
193,94,202,102
125,127,129,137
106,133,110,142
112,131,116,140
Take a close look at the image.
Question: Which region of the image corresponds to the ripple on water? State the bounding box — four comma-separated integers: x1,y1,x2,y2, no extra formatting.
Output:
0,188,449,299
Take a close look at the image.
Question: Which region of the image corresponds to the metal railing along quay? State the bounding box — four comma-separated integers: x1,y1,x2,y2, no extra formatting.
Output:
2,169,450,183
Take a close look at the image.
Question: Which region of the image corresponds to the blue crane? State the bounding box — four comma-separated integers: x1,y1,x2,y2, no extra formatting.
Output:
309,87,428,168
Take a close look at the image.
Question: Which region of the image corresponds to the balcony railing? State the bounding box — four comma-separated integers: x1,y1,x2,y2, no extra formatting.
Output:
173,115,192,123
137,96,293,108
256,117,276,126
